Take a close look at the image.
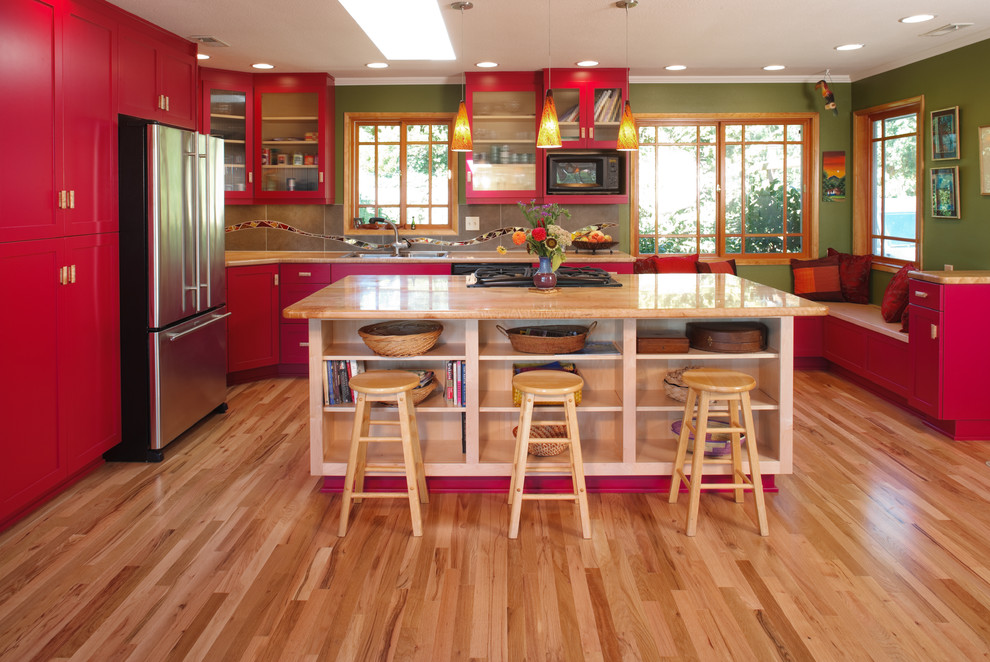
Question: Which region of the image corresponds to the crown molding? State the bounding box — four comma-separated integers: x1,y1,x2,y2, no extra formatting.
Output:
335,76,458,86
629,74,852,84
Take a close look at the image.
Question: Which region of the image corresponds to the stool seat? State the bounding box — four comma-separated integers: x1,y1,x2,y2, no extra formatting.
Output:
669,368,768,537
509,371,590,539
348,370,420,394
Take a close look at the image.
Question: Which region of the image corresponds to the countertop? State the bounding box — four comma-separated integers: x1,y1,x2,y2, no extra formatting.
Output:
283,273,828,320
225,250,636,267
909,270,990,285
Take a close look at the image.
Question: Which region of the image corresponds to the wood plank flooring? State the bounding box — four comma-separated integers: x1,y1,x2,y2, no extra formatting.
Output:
3,371,990,661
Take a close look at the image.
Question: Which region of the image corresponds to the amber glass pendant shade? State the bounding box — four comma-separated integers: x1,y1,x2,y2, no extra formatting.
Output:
537,89,562,149
451,100,473,152
616,100,638,151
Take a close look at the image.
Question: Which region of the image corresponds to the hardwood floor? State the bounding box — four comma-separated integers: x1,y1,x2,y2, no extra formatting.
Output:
3,371,990,661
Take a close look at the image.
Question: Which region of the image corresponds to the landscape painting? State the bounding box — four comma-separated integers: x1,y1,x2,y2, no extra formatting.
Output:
822,151,846,201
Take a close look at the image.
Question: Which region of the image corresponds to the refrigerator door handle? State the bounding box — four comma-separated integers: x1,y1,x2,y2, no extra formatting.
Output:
166,312,231,342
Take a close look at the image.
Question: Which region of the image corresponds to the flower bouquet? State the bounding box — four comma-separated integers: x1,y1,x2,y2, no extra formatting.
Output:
512,201,572,272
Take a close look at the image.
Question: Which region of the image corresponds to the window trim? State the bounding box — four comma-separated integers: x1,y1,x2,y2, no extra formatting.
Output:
343,111,459,235
631,112,820,264
852,96,924,272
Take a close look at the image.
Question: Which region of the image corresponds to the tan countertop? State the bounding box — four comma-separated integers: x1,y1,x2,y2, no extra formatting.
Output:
225,249,635,267
909,270,990,284
283,273,827,320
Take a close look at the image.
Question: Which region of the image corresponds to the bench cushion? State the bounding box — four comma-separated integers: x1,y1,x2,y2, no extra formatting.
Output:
826,302,907,342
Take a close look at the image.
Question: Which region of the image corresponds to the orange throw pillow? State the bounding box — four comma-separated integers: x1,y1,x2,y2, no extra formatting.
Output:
791,255,843,301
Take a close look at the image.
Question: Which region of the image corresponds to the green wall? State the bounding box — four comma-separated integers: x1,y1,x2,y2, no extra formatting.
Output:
853,38,990,273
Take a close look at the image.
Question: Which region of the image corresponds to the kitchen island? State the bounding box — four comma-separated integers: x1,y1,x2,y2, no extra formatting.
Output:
284,273,827,489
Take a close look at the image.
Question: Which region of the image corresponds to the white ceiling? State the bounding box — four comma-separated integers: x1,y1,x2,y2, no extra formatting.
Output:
106,0,990,84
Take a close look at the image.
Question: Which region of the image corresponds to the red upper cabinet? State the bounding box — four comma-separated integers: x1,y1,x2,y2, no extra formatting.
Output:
253,73,335,204
545,68,629,149
0,0,116,243
201,68,255,204
465,71,542,204
118,22,197,130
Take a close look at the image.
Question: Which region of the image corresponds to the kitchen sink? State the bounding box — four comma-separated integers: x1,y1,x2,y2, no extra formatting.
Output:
342,251,450,259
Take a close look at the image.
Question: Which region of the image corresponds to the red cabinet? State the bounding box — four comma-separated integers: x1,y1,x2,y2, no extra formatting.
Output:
545,68,629,150
1,234,119,527
200,68,255,203
0,0,116,243
279,264,333,365
118,23,197,130
227,264,280,373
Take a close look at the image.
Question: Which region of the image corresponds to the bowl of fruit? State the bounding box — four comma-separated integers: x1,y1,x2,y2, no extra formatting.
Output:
571,229,618,254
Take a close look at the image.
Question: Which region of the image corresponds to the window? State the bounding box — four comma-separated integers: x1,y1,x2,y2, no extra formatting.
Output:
344,113,457,232
852,98,923,266
633,114,818,262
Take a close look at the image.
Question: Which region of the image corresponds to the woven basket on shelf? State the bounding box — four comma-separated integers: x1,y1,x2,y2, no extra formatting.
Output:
358,320,443,357
497,321,596,354
663,365,701,402
512,424,568,457
381,379,436,406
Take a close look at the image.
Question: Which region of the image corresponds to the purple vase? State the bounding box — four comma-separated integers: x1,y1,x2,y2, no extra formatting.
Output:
533,256,557,289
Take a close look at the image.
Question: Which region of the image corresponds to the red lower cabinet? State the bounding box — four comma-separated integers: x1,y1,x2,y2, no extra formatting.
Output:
279,264,333,367
226,264,280,373
1,234,120,527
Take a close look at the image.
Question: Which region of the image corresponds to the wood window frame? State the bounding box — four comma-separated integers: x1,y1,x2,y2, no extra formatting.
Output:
852,96,924,272
344,112,459,235
631,112,820,264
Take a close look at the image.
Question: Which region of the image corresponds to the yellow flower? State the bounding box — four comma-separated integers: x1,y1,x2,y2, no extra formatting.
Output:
496,245,507,254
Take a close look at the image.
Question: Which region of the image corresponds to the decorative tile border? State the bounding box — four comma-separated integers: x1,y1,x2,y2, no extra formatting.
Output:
225,220,616,251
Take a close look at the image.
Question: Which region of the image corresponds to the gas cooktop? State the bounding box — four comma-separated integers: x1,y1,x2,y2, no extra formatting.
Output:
467,265,622,288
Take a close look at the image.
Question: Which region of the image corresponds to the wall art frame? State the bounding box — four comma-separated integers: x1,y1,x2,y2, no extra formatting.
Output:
931,166,960,219
931,106,959,160
980,125,990,195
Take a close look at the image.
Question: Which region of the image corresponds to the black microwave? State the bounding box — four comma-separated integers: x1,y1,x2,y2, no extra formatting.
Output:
546,151,625,195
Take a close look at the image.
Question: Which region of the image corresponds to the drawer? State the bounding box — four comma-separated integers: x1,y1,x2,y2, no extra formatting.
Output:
280,263,333,285
909,279,943,311
281,282,331,322
280,324,311,364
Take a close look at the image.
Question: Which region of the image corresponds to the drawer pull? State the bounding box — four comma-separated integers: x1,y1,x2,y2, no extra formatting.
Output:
299,342,309,347
298,271,312,277
930,324,937,340
914,290,928,298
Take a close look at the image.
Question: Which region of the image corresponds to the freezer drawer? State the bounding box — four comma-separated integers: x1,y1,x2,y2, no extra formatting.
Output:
150,307,228,449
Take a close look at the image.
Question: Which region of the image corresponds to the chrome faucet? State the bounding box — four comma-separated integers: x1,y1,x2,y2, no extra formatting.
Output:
368,216,409,256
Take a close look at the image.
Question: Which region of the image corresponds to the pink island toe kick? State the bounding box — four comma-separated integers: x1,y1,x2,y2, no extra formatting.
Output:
282,272,828,494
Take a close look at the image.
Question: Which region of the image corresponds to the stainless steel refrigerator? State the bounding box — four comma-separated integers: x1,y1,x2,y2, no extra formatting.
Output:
109,117,228,461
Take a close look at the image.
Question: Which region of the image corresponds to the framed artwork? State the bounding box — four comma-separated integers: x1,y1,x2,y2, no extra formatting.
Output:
931,107,959,160
822,151,846,201
931,167,960,219
980,125,990,195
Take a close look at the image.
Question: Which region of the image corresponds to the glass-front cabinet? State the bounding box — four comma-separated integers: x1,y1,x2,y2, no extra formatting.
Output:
200,69,254,203
465,71,542,203
545,68,628,149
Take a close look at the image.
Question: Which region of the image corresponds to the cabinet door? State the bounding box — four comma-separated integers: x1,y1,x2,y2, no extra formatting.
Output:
201,69,255,202
117,28,160,121
159,47,197,130
908,304,941,417
0,0,59,242
59,233,120,471
61,1,117,236
226,265,279,372
546,68,628,149
0,240,65,519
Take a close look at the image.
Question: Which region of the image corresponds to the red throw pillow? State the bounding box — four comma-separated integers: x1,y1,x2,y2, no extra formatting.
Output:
900,306,910,333
827,248,872,303
790,255,843,301
881,263,916,322
696,259,737,275
633,257,659,274
651,253,700,274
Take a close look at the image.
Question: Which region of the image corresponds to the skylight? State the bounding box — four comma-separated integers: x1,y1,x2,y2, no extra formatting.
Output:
338,0,456,61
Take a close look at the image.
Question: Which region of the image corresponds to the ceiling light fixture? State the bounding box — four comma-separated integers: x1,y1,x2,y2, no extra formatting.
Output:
763,64,785,71
252,63,275,69
366,62,389,69
196,53,210,60
615,1,638,152
576,60,599,67
475,61,498,68
834,43,864,51
665,64,686,71
338,0,455,60
899,14,935,24
450,2,473,153
536,0,562,149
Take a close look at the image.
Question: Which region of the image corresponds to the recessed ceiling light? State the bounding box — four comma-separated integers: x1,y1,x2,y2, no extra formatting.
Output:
252,63,275,69
366,62,389,69
338,0,455,60
196,53,210,60
576,60,598,67
664,65,686,71
900,14,935,24
763,65,785,71
835,43,864,51
475,61,498,68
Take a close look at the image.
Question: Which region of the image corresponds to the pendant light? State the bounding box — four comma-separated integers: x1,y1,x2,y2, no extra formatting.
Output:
537,0,562,148
615,1,638,151
450,2,473,152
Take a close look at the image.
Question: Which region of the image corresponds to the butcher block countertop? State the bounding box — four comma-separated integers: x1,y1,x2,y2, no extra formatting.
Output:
283,273,828,320
225,250,635,266
909,270,990,285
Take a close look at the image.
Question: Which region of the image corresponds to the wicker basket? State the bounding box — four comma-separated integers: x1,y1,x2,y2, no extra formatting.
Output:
512,424,568,456
497,321,596,354
572,240,618,254
382,378,436,406
663,365,701,402
358,320,443,356
671,418,746,457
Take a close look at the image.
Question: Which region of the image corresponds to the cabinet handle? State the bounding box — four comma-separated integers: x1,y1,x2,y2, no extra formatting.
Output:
68,190,75,209
58,190,66,209
580,127,585,139
298,271,312,277
299,342,309,347
930,324,937,340
158,94,164,110
274,274,279,286
589,127,594,140
58,266,67,285
69,264,76,284
914,290,928,298
248,172,253,183
319,172,324,183
466,170,472,183
165,96,170,112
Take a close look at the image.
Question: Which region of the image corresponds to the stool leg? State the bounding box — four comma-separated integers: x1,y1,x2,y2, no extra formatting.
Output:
508,396,528,506
741,391,769,536
353,402,372,504
405,396,429,505
685,391,711,537
396,391,424,537
669,387,697,504
728,398,745,504
565,393,591,539
339,393,368,537
508,393,535,539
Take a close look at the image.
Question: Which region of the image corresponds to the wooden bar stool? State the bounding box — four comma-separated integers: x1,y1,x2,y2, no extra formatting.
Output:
508,370,590,539
338,370,429,537
668,368,769,537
